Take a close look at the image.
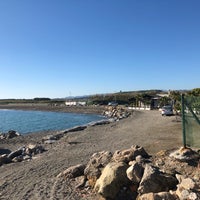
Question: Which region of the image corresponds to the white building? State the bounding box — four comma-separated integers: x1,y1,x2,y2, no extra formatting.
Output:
65,101,86,106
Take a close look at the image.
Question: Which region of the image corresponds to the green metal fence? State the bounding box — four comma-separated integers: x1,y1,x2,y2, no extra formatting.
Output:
181,94,200,148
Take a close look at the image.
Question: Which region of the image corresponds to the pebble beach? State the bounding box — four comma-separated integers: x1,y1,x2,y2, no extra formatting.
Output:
0,105,183,199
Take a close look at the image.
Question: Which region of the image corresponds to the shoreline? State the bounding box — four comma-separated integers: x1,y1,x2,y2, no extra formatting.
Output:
0,104,104,114
0,104,111,136
0,108,182,155
0,109,183,200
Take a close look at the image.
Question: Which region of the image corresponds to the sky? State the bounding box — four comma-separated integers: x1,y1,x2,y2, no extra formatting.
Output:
0,0,200,99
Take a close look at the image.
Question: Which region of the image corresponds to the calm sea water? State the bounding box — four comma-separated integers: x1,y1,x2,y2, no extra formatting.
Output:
0,109,104,134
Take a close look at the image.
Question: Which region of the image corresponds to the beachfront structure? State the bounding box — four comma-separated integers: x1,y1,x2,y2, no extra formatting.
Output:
65,101,86,106
128,92,171,110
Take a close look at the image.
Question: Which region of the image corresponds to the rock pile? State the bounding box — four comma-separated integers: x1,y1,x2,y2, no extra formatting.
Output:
0,130,21,139
57,145,200,200
103,106,131,120
0,144,45,166
42,134,59,144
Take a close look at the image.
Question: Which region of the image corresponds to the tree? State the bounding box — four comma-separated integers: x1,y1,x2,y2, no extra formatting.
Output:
187,88,200,96
159,96,171,107
169,91,181,111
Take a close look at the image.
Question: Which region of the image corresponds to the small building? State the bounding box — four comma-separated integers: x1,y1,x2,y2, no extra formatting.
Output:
65,101,86,106
65,101,77,106
77,101,86,106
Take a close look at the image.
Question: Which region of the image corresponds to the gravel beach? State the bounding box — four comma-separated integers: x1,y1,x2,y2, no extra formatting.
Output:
0,106,183,200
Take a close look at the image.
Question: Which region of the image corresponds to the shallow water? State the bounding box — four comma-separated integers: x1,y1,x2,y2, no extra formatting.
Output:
0,109,104,134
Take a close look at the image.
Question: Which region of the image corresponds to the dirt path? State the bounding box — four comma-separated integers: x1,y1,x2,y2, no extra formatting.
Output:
0,110,182,200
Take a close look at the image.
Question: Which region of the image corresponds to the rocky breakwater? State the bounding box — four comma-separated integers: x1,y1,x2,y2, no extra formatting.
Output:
57,145,200,200
0,144,45,165
0,130,21,139
0,130,46,165
103,105,131,120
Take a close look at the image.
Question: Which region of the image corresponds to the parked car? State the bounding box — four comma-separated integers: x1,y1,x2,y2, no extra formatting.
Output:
108,102,118,106
161,105,173,116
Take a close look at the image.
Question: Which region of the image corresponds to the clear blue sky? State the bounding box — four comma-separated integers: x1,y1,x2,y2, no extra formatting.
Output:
0,0,200,99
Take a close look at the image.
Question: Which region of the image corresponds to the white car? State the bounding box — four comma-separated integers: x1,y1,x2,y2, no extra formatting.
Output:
161,106,173,116
108,102,118,106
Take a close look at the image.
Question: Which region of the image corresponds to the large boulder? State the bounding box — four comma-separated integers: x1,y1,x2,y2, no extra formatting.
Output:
7,148,23,160
138,164,178,195
25,144,45,155
0,148,11,155
6,130,20,139
126,161,144,183
84,151,113,187
0,133,6,139
94,162,130,199
113,145,149,163
0,154,11,166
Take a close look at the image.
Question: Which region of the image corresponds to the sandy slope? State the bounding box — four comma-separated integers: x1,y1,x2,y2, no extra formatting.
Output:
0,110,182,200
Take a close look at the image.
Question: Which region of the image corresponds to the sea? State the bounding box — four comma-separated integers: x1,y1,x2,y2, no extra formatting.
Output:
0,109,105,134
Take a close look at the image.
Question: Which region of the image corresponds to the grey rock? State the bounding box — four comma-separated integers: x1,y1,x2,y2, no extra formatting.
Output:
25,144,45,155
126,161,144,183
42,135,58,142
23,155,32,160
0,154,12,165
44,139,57,144
12,155,23,162
138,164,178,195
113,145,149,163
57,164,86,179
8,149,23,160
6,130,20,139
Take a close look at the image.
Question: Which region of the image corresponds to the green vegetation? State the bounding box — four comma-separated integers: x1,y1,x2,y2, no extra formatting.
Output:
33,98,51,101
187,88,200,96
89,89,200,110
0,98,65,105
90,90,162,106
170,88,200,112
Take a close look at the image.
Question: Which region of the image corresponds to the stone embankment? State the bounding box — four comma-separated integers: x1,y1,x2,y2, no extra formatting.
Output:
102,105,131,120
57,145,200,200
0,143,45,166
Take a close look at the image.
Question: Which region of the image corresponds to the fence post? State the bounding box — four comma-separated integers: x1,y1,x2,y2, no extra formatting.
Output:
181,94,186,148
